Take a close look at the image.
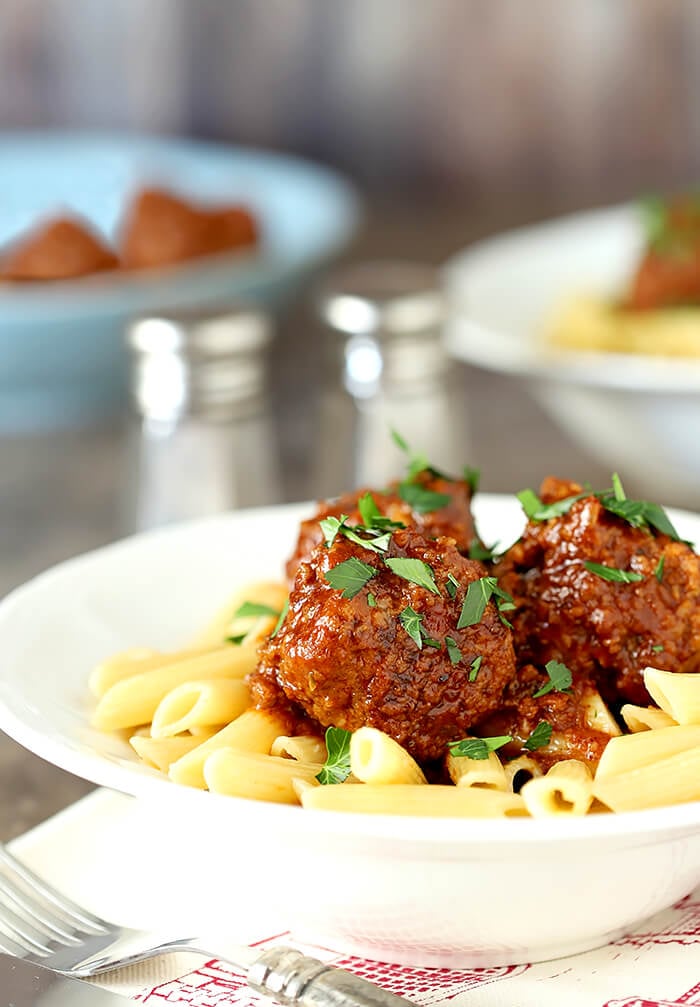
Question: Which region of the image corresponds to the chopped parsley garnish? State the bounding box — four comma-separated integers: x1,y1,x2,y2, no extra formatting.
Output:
457,576,515,629
445,636,462,665
385,557,441,595
652,644,664,653
398,481,450,514
468,538,500,562
532,659,573,698
448,735,512,760
517,477,688,545
232,601,281,619
524,721,553,751
517,487,587,521
270,598,289,638
325,557,377,599
391,429,433,480
655,556,665,583
463,465,480,494
320,514,391,554
446,573,460,598
316,727,352,785
583,561,644,584
225,633,247,645
399,606,426,648
357,492,405,531
469,655,482,681
367,592,377,607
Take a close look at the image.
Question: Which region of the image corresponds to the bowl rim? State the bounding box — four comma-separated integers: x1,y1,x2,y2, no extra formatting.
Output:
1,496,699,848
442,200,700,393
0,130,361,316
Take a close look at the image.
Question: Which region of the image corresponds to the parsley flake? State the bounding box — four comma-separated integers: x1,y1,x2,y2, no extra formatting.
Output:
655,556,665,583
270,598,289,638
399,606,426,648
446,573,460,598
225,633,247,645
398,481,450,514
532,659,573,698
612,472,626,502
469,654,482,681
517,488,587,521
448,735,512,760
320,514,391,554
233,601,281,619
584,561,644,584
652,644,664,653
316,727,352,785
524,721,553,751
445,636,462,665
367,592,377,607
457,576,515,629
357,492,405,532
385,557,440,595
325,557,377,599
468,539,500,562
463,465,480,494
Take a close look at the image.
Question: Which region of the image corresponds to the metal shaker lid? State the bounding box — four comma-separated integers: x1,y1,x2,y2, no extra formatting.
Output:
316,260,444,338
126,304,272,420
316,261,447,395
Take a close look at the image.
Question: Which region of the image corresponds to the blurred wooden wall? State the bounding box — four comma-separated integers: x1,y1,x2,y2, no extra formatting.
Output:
0,0,699,203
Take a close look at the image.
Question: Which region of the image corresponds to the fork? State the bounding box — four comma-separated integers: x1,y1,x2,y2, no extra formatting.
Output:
0,844,414,1007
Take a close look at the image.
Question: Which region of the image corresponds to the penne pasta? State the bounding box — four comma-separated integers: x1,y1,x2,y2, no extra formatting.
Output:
620,704,677,733
595,724,700,780
203,748,323,804
350,727,426,785
130,732,217,773
503,756,544,792
447,750,508,792
89,648,160,697
643,667,700,726
580,688,623,737
271,735,328,763
92,644,258,731
520,760,594,817
593,745,700,812
168,709,288,789
298,784,528,818
151,679,250,738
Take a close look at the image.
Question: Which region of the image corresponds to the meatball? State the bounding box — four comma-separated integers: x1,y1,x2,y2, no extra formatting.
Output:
1,217,118,281
251,525,516,763
496,476,700,706
475,665,614,772
286,470,477,581
120,187,257,270
625,197,700,311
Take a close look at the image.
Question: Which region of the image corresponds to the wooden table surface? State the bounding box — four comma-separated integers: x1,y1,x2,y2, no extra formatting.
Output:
0,196,619,840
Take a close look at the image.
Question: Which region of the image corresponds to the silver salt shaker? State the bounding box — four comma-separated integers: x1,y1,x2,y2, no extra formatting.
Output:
123,304,281,533
314,260,470,495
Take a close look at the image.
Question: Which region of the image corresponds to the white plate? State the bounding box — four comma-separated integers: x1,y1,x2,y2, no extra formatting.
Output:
1,498,700,967
443,202,700,392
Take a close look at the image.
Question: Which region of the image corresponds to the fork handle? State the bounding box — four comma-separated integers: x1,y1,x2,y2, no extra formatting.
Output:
247,946,416,1007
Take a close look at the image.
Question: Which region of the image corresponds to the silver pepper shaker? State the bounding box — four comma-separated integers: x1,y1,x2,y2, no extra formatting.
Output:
123,304,281,533
314,260,470,495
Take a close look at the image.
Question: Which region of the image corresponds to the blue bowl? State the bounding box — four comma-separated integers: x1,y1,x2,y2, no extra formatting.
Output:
0,132,361,430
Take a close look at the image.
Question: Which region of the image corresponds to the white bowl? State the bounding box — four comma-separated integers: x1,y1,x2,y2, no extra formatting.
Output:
1,497,700,968
443,204,700,506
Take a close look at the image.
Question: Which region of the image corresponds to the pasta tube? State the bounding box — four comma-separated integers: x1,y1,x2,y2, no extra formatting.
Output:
299,784,527,817
151,679,250,738
447,751,508,792
595,724,700,779
92,644,258,731
203,749,323,804
593,746,700,812
169,709,287,789
520,760,594,817
620,704,677,733
643,667,700,726
271,735,328,763
130,732,217,773
503,756,544,792
350,727,426,785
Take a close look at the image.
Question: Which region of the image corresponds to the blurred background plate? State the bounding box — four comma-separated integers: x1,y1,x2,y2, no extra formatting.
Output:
443,204,700,507
0,131,360,431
